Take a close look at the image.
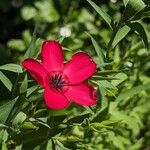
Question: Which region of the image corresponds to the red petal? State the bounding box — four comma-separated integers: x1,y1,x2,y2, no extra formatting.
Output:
44,87,70,110
41,40,64,72
64,83,97,106
22,59,47,87
63,52,96,84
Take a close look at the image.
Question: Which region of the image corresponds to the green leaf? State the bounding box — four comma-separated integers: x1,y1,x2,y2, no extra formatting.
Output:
99,80,118,90
86,32,104,65
33,139,54,150
78,8,94,23
0,98,17,124
110,110,140,135
66,112,90,124
27,85,39,97
0,71,12,91
90,120,120,131
56,140,71,150
123,0,146,21
132,5,150,20
96,70,124,75
90,87,109,122
111,73,128,86
29,117,50,129
0,64,23,73
23,25,37,59
86,0,112,29
20,121,38,130
12,112,27,128
34,0,59,23
0,130,8,143
92,76,118,80
58,37,65,43
112,25,131,49
7,39,26,52
2,142,7,150
127,22,149,50
21,6,37,21
116,83,150,102
15,145,22,150
123,0,129,6
45,139,53,150
20,74,28,94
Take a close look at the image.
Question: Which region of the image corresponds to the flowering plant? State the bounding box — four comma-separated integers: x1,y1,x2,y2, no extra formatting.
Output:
22,40,97,109
0,0,149,149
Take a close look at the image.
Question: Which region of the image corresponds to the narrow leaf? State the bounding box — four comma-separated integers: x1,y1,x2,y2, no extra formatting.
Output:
123,0,146,21
23,25,37,59
90,87,109,122
112,25,130,49
0,64,23,73
86,32,104,65
20,74,28,94
123,0,129,6
0,97,18,124
12,112,27,128
116,83,150,102
0,71,12,91
86,0,112,29
27,85,39,97
127,22,149,50
56,140,70,150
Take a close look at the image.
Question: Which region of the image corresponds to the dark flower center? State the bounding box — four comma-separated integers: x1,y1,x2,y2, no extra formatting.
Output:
49,74,66,90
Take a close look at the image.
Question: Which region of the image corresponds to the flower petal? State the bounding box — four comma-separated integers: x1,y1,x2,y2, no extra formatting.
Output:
22,58,47,87
64,83,97,106
44,87,70,110
41,40,64,72
63,52,96,84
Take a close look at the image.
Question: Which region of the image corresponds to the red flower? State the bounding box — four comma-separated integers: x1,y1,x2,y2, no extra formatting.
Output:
22,40,97,110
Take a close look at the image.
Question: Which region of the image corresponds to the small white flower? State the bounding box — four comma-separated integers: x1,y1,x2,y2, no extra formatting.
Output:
110,0,117,3
59,27,71,37
126,62,133,67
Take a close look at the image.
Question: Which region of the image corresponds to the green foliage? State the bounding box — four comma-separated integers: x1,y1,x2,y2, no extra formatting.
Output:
0,71,12,91
111,25,130,49
86,0,113,29
0,0,150,149
0,97,17,123
127,22,148,50
123,0,146,21
0,64,23,73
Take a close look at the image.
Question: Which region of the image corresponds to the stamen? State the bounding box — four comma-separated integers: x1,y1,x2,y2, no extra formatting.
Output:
49,74,66,90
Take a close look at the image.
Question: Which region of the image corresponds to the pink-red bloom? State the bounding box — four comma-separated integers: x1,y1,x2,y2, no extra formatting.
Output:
22,40,97,110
